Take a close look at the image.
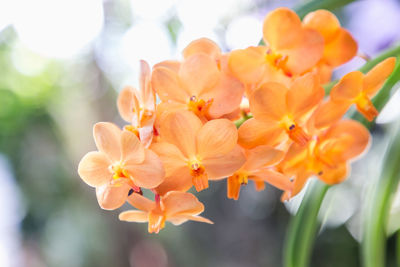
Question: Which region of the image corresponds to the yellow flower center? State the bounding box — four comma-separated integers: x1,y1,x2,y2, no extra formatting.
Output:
124,125,140,138
280,115,310,145
109,162,141,192
187,95,213,117
265,48,291,76
354,93,378,121
188,158,209,192
109,162,130,180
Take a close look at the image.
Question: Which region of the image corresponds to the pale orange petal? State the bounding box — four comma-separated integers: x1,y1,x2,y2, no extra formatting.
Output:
169,215,213,225
78,151,112,187
139,60,152,105
303,10,340,41
221,107,241,121
151,67,189,103
319,164,348,184
330,71,363,101
249,82,288,121
155,102,188,127
138,124,155,148
159,110,202,158
154,169,193,196
196,119,238,159
291,171,311,197
287,73,324,118
119,210,149,222
150,142,187,176
121,130,145,164
127,192,155,211
204,145,246,180
322,29,358,67
243,146,284,171
282,29,324,74
93,122,122,162
263,7,302,49
279,143,308,176
315,62,333,84
228,46,267,85
238,118,284,149
117,86,137,122
203,74,245,118
313,100,351,129
179,54,220,96
321,120,370,162
162,191,204,217
363,57,396,97
251,169,293,191
96,180,131,210
153,60,181,72
182,38,221,60
125,149,165,189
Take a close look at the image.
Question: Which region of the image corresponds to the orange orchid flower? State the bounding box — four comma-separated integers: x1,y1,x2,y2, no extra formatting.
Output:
303,10,358,83
280,120,370,200
117,60,156,147
119,191,213,233
77,122,165,210
182,38,223,63
151,110,246,194
238,73,324,148
151,41,244,121
314,57,396,128
228,7,324,90
227,145,292,200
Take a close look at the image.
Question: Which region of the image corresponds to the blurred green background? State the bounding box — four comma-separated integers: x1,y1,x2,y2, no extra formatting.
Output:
1,0,400,266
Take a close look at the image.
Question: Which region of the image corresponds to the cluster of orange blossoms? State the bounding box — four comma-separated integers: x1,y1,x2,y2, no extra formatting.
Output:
78,8,396,233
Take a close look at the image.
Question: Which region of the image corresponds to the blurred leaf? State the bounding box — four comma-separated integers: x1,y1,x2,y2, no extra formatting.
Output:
283,180,329,267
362,124,400,267
294,0,357,19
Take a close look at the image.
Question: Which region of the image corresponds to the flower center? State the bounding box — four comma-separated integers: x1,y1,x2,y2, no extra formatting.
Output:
280,115,310,145
110,163,130,180
265,48,291,76
355,93,378,121
187,95,213,117
124,125,140,138
188,159,209,192
109,162,141,192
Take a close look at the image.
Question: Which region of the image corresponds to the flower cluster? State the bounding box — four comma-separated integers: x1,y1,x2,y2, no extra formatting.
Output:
78,8,396,233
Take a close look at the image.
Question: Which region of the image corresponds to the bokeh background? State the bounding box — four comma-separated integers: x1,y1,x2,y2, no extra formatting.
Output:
1,0,400,266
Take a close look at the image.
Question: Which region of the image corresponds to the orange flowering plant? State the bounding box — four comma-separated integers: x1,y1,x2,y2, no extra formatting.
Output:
77,7,396,233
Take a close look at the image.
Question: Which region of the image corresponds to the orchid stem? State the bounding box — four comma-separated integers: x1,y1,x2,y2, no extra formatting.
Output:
361,123,400,267
283,180,329,267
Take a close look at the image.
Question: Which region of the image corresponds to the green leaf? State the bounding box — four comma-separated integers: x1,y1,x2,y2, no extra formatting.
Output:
283,180,329,267
294,0,357,19
362,124,400,267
